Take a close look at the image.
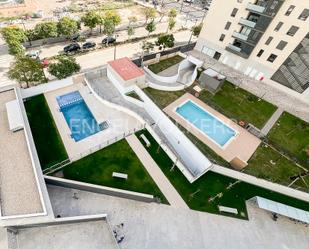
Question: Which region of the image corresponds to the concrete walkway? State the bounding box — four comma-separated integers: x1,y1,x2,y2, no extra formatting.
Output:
126,134,188,209
260,108,284,136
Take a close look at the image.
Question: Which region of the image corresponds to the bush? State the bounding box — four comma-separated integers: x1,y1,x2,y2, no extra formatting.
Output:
48,55,81,79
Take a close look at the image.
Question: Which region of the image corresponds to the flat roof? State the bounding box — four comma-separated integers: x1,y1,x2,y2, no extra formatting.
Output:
108,57,144,81
15,220,117,249
0,90,43,217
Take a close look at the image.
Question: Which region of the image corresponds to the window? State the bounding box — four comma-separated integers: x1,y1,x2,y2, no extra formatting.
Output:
231,8,238,17
298,9,309,21
225,21,231,30
276,41,288,50
285,5,295,16
267,54,277,63
265,36,273,45
287,25,299,36
257,49,264,57
274,22,283,31
219,34,225,41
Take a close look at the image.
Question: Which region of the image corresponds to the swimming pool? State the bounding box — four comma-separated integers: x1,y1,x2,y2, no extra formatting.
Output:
57,91,107,142
176,100,236,147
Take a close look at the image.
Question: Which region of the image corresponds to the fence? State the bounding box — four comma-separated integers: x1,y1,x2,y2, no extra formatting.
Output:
132,42,197,67
43,125,145,175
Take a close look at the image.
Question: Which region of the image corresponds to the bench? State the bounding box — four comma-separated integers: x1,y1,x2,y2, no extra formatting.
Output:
218,205,238,214
112,172,128,180
140,134,151,147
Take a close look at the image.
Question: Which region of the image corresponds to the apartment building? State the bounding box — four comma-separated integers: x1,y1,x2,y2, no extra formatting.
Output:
195,0,309,96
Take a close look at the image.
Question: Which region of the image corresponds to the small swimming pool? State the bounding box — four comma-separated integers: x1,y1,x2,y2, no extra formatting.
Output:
57,91,107,142
176,100,236,147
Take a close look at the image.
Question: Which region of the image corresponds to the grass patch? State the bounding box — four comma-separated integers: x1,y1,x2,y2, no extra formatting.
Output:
148,55,184,74
126,91,143,102
268,112,309,168
198,81,277,129
136,129,309,219
245,144,306,190
143,87,186,109
25,95,68,169
62,139,168,204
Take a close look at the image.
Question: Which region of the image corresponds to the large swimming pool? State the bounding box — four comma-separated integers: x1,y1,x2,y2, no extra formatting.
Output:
176,100,236,147
57,91,107,142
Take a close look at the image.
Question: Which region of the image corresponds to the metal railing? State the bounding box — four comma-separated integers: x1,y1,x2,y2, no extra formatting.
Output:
43,125,145,175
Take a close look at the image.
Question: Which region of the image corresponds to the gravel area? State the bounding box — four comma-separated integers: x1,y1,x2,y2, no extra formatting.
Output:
0,90,43,216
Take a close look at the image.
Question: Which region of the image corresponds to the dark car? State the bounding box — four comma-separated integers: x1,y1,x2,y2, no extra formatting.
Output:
102,37,116,45
82,41,96,49
64,43,81,53
71,34,80,42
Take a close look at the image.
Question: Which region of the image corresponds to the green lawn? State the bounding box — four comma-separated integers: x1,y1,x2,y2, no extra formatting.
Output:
245,144,306,190
198,82,277,129
136,129,309,219
268,112,309,168
62,139,168,204
25,95,68,169
143,87,186,109
148,55,184,74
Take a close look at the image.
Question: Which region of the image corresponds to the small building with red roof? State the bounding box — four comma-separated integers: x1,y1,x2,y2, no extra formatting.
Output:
107,57,146,90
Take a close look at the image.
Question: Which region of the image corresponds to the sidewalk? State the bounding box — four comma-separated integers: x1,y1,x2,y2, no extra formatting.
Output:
260,108,284,135
126,134,188,209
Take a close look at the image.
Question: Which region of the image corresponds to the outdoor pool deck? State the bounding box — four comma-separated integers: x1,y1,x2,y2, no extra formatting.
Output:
0,90,43,217
44,82,142,158
164,93,261,166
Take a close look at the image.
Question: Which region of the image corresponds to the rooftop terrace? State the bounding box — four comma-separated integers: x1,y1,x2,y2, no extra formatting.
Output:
0,89,43,217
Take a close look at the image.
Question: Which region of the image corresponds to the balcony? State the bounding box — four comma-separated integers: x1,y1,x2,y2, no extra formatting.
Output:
226,44,241,53
225,44,250,59
239,18,256,28
232,31,248,41
246,3,266,14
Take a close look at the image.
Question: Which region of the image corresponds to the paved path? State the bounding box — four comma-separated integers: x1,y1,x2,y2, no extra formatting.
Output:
126,134,188,209
47,185,309,249
260,108,284,135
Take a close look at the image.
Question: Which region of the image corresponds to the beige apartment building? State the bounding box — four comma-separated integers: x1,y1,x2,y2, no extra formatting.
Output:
195,0,309,98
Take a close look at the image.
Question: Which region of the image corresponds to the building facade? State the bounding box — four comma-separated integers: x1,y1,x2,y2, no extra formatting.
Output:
195,0,309,96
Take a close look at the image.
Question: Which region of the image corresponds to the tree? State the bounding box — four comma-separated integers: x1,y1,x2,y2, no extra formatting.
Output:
127,26,135,41
8,57,47,88
8,40,25,56
189,23,202,44
34,21,58,40
142,7,156,24
104,10,121,27
167,17,176,33
1,26,26,56
141,40,155,65
81,11,101,34
127,16,137,41
145,20,156,37
48,55,80,80
57,17,79,38
1,26,26,44
156,34,175,50
192,24,202,37
168,8,177,19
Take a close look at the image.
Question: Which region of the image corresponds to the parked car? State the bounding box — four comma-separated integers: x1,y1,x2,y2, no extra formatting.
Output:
82,41,96,49
102,37,116,45
64,43,81,53
26,50,40,60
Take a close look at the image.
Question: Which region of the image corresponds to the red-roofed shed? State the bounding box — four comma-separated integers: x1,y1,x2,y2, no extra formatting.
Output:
107,57,146,90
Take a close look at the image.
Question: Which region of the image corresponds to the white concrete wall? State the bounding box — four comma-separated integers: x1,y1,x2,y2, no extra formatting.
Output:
21,78,74,99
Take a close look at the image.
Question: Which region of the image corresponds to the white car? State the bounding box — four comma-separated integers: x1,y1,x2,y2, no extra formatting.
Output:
26,50,41,60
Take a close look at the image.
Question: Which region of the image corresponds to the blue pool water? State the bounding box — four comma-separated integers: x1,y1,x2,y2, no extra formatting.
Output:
57,91,106,142
176,100,236,147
